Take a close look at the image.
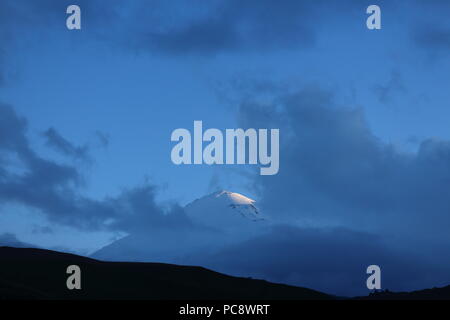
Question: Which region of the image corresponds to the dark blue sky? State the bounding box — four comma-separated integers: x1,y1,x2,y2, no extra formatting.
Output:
1,0,450,295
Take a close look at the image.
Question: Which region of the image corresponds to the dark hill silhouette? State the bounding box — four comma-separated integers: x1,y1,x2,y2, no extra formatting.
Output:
357,287,450,300
2,247,450,300
0,247,331,300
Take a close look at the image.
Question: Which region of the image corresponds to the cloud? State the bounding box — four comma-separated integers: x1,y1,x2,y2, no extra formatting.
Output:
42,128,90,161
2,0,324,56
142,0,319,55
236,85,450,245
0,103,190,233
414,26,450,55
372,71,406,104
1,0,444,60
104,184,193,233
0,0,318,56
192,225,450,296
410,1,450,56
31,225,53,235
94,131,110,149
0,233,35,248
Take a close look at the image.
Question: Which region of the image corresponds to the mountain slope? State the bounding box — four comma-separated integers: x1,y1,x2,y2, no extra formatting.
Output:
92,190,267,263
0,247,332,300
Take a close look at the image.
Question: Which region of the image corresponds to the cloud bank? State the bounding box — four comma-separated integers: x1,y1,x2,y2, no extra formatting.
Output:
236,86,450,245
0,104,189,233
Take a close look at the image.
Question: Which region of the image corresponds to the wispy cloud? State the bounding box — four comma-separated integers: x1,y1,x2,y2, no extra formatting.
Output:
42,128,90,162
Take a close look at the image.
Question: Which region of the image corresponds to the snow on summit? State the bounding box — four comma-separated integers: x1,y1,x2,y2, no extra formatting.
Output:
216,190,255,205
185,190,265,229
92,190,267,263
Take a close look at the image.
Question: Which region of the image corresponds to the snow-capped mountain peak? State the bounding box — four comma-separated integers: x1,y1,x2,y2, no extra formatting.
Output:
185,190,265,228
92,190,267,263
214,190,254,205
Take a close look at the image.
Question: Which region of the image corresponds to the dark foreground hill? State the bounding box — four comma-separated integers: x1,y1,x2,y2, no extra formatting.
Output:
0,247,331,300
358,286,450,300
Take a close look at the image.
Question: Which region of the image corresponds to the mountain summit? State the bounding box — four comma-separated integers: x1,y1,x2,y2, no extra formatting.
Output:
92,190,266,263
185,190,265,229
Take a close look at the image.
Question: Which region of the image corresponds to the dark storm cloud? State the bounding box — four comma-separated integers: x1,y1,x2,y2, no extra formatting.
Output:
194,225,450,296
43,128,90,161
237,86,450,240
0,104,190,232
